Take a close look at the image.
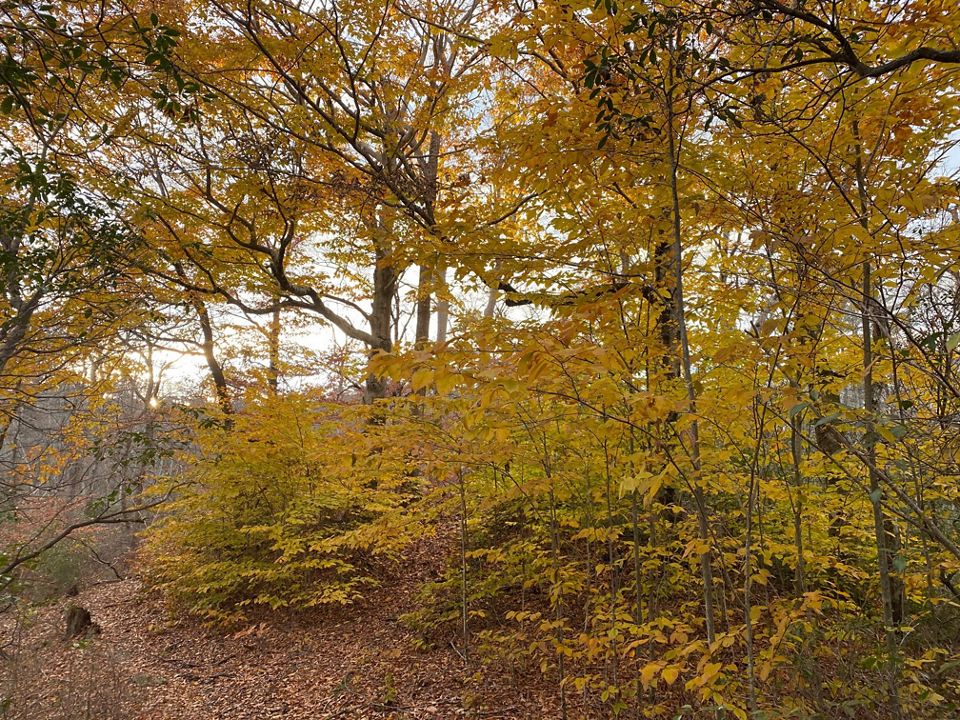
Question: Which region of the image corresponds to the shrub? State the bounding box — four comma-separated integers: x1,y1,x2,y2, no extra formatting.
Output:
140,394,419,624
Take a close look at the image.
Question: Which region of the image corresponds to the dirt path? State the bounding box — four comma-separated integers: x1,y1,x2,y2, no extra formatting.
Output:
1,530,568,720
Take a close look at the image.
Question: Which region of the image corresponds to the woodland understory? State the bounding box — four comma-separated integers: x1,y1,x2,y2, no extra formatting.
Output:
2,0,960,718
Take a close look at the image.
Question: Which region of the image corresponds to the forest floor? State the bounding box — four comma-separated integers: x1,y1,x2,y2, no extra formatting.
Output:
0,526,572,720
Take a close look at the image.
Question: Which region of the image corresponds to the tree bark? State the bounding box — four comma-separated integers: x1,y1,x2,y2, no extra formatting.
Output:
267,306,281,394
193,297,231,415
364,237,398,403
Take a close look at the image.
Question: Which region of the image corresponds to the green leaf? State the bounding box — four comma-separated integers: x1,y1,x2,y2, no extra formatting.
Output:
889,424,908,440
813,412,840,428
787,401,809,419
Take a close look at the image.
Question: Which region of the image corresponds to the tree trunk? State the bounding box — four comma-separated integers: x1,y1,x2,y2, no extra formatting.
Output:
415,263,432,348
853,121,903,718
193,298,231,415
666,54,715,646
365,238,398,403
267,306,281,394
436,264,449,344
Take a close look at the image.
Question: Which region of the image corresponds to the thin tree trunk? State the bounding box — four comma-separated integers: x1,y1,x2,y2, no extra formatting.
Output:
790,415,806,592
862,260,903,720
458,468,470,665
193,298,231,415
267,306,281,394
602,443,620,694
853,123,903,718
484,285,498,318
436,264,449,344
548,485,568,720
665,55,716,646
415,263,432,348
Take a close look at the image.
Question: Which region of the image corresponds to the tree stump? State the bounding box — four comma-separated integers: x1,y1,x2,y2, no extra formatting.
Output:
64,605,100,639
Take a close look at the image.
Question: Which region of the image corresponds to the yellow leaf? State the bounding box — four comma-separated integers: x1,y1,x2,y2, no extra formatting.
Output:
662,665,680,685
411,367,434,391
640,662,661,688
435,371,461,395
701,662,722,684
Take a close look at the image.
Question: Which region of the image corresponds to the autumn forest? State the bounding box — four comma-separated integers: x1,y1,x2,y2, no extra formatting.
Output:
1,0,960,718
